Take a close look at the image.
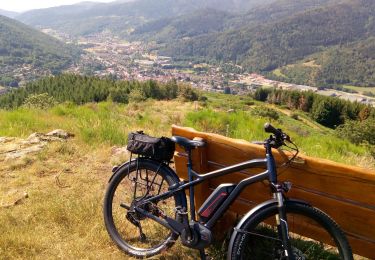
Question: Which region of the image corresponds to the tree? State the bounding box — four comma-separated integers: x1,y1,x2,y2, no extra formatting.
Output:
253,88,270,102
311,98,343,128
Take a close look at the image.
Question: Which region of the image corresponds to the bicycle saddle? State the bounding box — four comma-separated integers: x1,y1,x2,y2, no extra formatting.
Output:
171,136,205,150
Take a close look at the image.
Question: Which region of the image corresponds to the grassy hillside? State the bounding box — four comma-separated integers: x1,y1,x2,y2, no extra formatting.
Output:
185,93,374,166
0,94,373,259
0,100,200,259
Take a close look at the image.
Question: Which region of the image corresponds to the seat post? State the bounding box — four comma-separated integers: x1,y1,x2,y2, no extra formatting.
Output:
186,147,196,221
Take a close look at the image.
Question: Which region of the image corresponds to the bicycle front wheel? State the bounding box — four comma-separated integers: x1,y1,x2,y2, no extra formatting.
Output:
229,201,353,260
103,159,184,258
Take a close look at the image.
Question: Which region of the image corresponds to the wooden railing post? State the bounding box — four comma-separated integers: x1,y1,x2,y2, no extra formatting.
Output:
191,137,209,210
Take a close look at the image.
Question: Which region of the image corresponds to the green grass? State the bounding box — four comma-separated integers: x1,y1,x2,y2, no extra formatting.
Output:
185,98,373,167
343,85,375,94
0,100,189,146
180,69,195,74
0,95,373,259
272,68,287,78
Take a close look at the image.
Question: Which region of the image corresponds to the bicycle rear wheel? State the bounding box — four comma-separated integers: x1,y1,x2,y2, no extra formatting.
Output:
103,159,185,258
230,201,353,260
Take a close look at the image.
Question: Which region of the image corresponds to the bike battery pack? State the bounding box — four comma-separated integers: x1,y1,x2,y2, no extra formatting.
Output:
198,183,235,223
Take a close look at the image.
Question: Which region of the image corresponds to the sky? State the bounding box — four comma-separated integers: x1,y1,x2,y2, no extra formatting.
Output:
0,0,115,13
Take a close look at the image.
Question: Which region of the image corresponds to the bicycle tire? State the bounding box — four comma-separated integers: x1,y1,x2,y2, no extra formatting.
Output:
103,159,185,258
229,201,353,260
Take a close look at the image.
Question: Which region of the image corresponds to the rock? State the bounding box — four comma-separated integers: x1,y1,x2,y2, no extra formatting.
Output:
0,137,15,143
0,129,74,161
26,133,43,143
5,143,46,160
46,129,74,139
25,130,74,143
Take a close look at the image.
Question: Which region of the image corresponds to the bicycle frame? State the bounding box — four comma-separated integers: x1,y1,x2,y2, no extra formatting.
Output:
137,142,281,232
106,127,351,260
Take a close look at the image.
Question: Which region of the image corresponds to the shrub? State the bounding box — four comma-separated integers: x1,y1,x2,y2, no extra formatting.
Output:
251,106,279,121
290,113,299,120
199,96,208,102
253,88,271,101
178,85,199,101
128,88,147,103
22,93,56,109
336,119,375,145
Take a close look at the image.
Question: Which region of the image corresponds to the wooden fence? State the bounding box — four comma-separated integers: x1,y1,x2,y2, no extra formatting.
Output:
171,125,375,259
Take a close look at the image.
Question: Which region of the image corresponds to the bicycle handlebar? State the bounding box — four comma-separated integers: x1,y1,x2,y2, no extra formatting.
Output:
264,123,291,148
264,123,282,136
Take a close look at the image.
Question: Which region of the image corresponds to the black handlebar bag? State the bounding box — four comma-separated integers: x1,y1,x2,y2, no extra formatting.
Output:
127,131,175,162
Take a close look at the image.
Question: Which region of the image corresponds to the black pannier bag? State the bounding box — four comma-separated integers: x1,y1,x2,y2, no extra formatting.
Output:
127,131,175,162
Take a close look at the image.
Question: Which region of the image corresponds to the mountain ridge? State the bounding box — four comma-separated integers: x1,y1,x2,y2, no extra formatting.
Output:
15,0,275,36
0,9,18,18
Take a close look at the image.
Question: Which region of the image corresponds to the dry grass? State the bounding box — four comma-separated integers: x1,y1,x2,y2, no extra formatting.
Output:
0,100,202,259
0,141,202,259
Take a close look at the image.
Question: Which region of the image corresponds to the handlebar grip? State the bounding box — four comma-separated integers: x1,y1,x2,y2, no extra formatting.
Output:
264,123,282,136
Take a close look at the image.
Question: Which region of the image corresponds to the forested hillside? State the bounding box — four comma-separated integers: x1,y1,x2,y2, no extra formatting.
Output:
130,9,234,42
131,0,337,42
0,15,80,85
253,87,374,128
159,0,375,87
270,38,375,87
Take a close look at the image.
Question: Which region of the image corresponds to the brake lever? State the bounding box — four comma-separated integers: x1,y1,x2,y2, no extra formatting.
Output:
283,134,291,143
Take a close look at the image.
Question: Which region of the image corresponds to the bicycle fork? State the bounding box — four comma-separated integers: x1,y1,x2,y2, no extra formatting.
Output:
274,189,295,260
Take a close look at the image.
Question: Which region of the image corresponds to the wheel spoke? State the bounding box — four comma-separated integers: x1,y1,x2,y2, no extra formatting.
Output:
232,204,351,259
104,161,181,258
234,227,282,242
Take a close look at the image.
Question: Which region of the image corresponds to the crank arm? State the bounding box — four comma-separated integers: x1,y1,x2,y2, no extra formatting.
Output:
135,207,184,234
120,203,131,210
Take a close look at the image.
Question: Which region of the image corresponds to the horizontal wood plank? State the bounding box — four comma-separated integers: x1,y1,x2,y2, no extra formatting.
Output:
172,125,375,259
